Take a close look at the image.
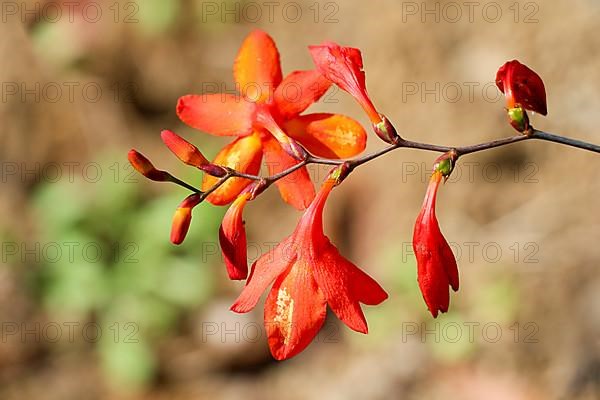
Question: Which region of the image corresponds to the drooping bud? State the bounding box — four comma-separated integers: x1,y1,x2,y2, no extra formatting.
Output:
128,149,171,181
413,154,460,318
373,115,401,144
219,192,251,280
170,193,202,245
160,130,209,167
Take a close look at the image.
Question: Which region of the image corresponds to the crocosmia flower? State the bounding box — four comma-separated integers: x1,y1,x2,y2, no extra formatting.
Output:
309,42,398,144
177,30,368,210
496,60,547,132
231,174,388,360
412,155,459,318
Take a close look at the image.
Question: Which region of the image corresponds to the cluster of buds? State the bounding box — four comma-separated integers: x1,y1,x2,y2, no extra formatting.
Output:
129,30,551,360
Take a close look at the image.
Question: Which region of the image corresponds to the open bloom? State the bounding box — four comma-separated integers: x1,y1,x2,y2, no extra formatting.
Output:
231,175,388,360
496,60,547,132
412,157,459,318
309,42,398,143
177,30,367,209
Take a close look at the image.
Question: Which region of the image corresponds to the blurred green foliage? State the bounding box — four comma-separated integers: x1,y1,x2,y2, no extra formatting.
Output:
30,153,224,389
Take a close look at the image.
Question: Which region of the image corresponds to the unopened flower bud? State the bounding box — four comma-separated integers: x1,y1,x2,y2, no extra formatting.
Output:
199,163,229,178
128,149,170,181
373,115,401,144
170,193,202,245
161,130,209,167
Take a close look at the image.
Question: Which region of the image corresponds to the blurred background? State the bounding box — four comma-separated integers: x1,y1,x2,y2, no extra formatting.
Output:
1,0,599,398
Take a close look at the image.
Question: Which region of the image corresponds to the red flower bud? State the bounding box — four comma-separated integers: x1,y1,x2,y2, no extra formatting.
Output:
496,60,547,115
160,130,209,167
496,60,547,133
219,193,251,280
413,171,459,318
128,149,170,182
170,193,202,245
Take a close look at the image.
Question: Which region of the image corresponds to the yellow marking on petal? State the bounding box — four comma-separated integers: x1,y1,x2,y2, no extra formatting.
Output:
273,287,294,345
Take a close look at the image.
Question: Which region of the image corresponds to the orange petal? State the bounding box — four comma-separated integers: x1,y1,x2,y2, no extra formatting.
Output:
312,241,388,333
262,134,315,210
202,133,263,205
283,113,367,159
234,30,282,103
274,70,332,119
264,259,327,360
230,235,295,314
177,94,256,136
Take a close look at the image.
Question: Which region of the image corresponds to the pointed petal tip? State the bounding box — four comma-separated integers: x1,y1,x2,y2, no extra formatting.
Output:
229,303,247,314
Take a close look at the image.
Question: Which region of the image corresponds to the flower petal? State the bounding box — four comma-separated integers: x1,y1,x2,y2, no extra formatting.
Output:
176,94,256,136
283,113,367,159
496,60,547,115
274,70,332,119
230,236,295,313
311,241,387,333
262,133,315,210
234,30,282,103
202,133,263,205
219,193,251,280
264,259,327,360
309,42,381,124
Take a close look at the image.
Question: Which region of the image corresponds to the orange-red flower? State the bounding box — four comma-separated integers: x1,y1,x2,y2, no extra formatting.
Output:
177,30,367,210
309,42,398,144
231,176,388,360
413,160,459,318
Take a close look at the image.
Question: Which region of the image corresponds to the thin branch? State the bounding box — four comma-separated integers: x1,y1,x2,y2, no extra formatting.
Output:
168,176,202,193
531,130,600,153
174,126,600,196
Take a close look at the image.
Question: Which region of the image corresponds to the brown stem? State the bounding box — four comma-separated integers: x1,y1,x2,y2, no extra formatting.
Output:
172,126,600,197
